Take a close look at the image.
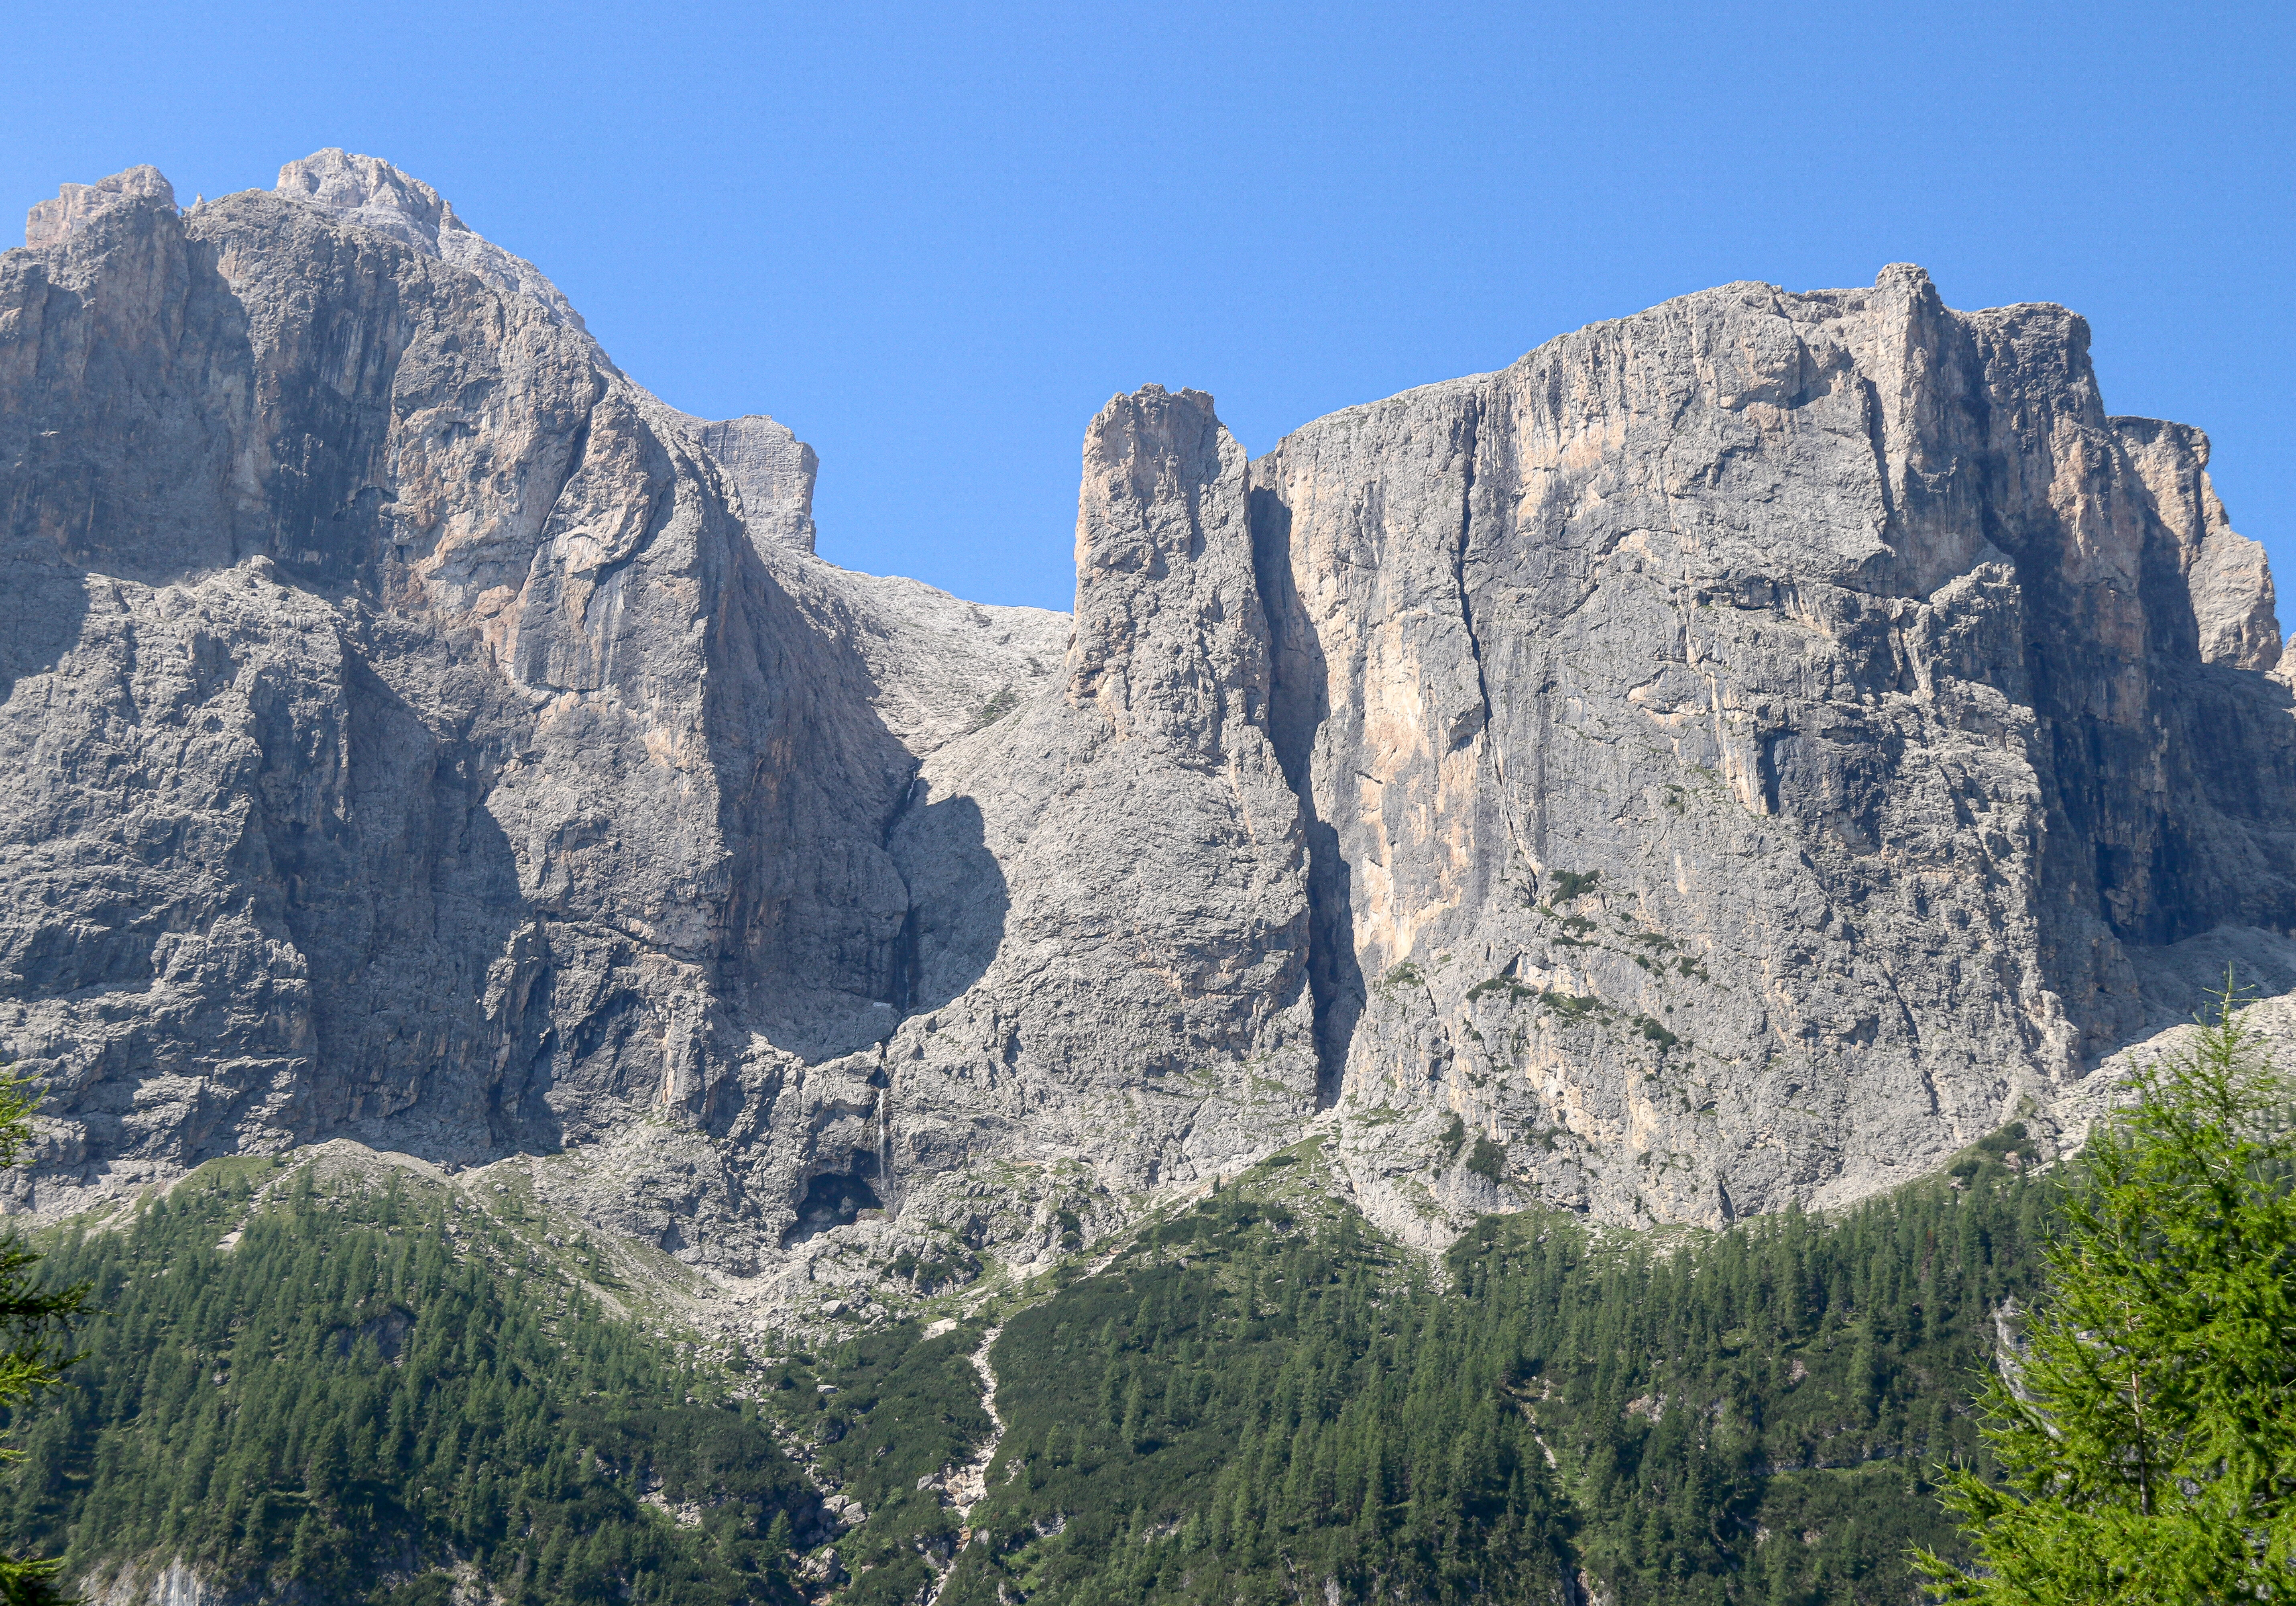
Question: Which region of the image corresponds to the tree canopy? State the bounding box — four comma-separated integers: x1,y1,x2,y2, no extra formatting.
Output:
1917,991,2296,1604
0,1070,89,1606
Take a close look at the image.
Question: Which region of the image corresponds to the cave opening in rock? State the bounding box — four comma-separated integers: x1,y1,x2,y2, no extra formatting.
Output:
784,1159,884,1244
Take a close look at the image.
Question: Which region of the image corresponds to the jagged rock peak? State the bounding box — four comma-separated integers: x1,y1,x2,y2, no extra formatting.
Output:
8,160,2296,1313
1069,384,1270,757
664,412,820,554
274,148,589,334
23,165,174,249
274,148,464,253
1873,261,1935,294
2112,414,2283,672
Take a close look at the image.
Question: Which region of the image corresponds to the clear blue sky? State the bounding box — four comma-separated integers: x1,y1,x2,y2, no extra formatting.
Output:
7,1,2289,614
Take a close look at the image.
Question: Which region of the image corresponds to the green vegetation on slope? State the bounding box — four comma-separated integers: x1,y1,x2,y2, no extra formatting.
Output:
0,1126,2058,1606
1919,1002,2296,1603
752,1320,996,1606
0,1158,808,1606
1480,1141,2050,1606
0,1066,93,1606
939,1133,2049,1606
939,1192,1573,1606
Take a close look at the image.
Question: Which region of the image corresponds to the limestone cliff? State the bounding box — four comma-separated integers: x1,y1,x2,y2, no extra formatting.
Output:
0,157,928,1235
4,157,2292,1310
1250,269,2296,1233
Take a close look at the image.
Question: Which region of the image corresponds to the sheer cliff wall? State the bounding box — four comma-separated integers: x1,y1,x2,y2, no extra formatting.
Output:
4,157,2292,1298
1247,269,2296,1229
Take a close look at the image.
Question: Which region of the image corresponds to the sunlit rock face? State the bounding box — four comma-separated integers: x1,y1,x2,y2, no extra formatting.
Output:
4,157,2292,1287
1250,268,2296,1234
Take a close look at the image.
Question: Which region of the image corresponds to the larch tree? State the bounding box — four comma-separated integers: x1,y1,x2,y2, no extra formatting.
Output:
1917,985,2296,1604
0,1068,88,1606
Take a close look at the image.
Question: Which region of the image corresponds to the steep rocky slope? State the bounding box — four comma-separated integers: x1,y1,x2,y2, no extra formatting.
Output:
4,153,2292,1311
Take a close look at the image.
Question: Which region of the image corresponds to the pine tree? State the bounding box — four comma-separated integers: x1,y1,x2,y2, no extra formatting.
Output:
1916,986,2296,1603
0,1068,89,1606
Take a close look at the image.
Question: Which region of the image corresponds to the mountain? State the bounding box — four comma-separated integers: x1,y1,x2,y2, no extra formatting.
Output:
5,151,2296,1333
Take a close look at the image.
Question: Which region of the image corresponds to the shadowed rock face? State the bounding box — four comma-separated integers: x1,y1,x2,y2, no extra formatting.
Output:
3,158,2291,1280
679,414,819,554
873,386,1321,1203
23,166,173,251
0,159,992,1240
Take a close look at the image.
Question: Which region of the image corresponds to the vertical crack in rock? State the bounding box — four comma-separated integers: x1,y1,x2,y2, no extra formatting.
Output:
1251,471,1363,1107
1860,375,1902,542
1444,395,1535,877
879,768,928,1014
1449,397,1494,752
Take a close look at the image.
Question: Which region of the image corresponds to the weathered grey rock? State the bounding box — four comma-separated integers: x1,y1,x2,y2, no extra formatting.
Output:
79,1555,213,1606
1250,266,2296,1232
2115,416,2282,671
674,413,820,553
874,385,1321,1200
616,388,1324,1301
0,158,922,1233
5,159,2294,1292
656,407,1071,750
24,165,173,249
753,554,1068,756
274,147,591,335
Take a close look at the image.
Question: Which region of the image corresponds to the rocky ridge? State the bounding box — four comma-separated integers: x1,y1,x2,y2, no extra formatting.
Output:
4,153,2294,1322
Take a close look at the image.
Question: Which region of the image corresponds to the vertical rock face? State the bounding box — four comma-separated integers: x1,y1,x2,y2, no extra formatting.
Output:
23,166,173,249
869,387,1319,1209
0,159,926,1225
2114,416,2282,672
273,147,592,334
1250,268,2296,1227
3,158,2292,1278
683,415,819,553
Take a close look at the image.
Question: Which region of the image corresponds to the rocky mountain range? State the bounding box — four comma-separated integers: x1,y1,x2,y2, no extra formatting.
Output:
6,150,2293,1323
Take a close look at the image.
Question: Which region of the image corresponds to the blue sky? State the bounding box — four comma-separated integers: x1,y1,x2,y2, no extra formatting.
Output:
7,0,2289,613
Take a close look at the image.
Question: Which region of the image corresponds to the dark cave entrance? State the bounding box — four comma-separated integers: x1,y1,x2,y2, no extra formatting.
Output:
784,1157,883,1244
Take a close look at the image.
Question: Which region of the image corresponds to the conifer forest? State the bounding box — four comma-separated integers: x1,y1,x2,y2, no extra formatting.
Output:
0,1130,2056,1605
